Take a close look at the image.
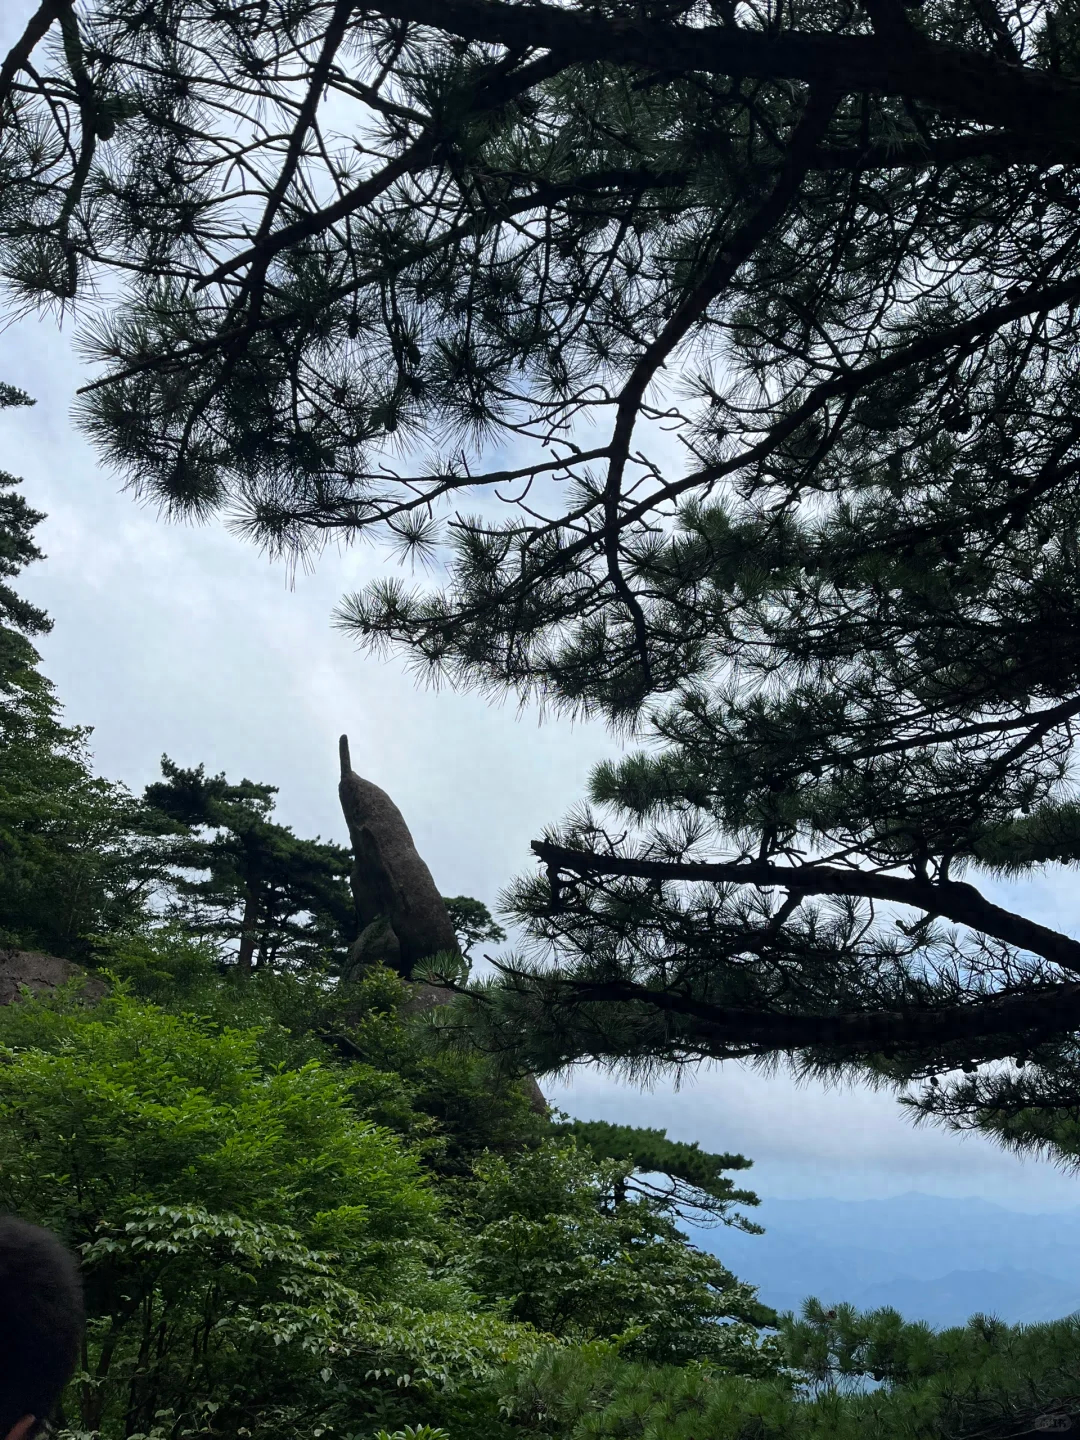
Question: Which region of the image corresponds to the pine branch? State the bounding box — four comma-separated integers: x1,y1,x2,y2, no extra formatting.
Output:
600,84,839,694
197,48,570,295
0,0,74,115
532,839,1080,975
809,133,1048,168
833,696,1080,766
368,0,1080,154
234,0,358,326
537,970,1080,1057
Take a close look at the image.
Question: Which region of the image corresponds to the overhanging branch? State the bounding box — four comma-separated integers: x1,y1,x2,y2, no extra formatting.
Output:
541,971,1080,1056
0,0,74,114
532,839,1080,974
365,0,1080,155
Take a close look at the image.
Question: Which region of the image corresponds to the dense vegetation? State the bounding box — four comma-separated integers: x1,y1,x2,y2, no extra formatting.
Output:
2,398,1080,1440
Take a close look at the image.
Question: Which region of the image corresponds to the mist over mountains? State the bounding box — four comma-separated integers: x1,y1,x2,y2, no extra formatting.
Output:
696,1193,1080,1328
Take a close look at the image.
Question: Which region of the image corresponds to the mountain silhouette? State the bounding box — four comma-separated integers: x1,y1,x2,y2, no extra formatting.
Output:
692,1192,1080,1327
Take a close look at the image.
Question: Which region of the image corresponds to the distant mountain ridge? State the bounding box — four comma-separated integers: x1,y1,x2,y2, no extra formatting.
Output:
692,1192,1080,1327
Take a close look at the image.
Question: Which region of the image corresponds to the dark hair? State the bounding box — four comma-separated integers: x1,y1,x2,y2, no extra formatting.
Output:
0,1217,84,1437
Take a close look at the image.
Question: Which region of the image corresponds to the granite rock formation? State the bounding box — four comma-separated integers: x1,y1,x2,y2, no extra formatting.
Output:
0,949,107,1006
338,734,460,982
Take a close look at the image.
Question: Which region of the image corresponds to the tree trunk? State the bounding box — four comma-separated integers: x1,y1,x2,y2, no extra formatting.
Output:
236,892,259,976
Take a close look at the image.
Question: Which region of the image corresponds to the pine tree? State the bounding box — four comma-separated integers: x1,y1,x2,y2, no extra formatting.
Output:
0,383,52,717
144,758,355,974
6,2,1080,1150
0,389,167,956
442,895,507,963
555,1118,763,1230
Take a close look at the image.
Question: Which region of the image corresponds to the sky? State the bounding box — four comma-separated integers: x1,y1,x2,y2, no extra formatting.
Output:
4,5,1080,1217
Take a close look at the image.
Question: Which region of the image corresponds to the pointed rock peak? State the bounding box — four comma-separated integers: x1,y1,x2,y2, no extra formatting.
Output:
339,733,352,778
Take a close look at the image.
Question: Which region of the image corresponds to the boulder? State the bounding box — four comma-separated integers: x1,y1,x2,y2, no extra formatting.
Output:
0,949,107,1006
336,736,547,1114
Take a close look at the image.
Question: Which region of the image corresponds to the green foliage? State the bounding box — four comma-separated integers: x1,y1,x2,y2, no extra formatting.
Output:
374,1430,450,1440
0,386,45,605
442,897,506,962
324,966,551,1174
0,986,436,1248
0,916,800,1439
503,1310,1080,1438
779,1302,1080,1411
0,985,539,1440
144,756,354,974
966,802,1080,874
780,1300,942,1394
457,1139,778,1370
554,1119,762,1230
504,1345,801,1440
0,407,169,958
0,745,167,959
0,384,58,748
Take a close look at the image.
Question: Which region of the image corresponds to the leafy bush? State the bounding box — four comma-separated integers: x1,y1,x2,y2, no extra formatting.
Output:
0,988,538,1440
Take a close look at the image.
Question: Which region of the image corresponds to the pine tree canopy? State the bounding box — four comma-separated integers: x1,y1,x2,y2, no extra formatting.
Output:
0,384,50,688
144,756,355,974
6,0,1080,1149
554,1117,764,1229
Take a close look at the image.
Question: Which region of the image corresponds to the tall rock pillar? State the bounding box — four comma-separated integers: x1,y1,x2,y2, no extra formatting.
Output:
338,734,460,980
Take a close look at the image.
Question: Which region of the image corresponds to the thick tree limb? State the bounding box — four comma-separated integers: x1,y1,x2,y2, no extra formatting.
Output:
0,0,74,114
365,0,1080,155
544,971,1080,1056
532,839,1080,974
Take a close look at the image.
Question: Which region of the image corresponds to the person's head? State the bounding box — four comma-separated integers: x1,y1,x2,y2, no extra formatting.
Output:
0,1217,83,1440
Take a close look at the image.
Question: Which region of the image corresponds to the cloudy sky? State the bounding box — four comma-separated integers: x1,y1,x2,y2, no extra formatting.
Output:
4,4,1079,1215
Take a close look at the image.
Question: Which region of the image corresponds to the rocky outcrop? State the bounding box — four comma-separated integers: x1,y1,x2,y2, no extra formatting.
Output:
0,949,107,1006
338,735,460,981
